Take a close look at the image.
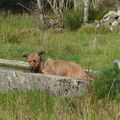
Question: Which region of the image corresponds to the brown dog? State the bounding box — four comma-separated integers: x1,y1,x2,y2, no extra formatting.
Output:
23,51,91,80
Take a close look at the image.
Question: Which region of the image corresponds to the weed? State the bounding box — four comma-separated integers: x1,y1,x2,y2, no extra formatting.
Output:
92,66,120,100
63,8,84,31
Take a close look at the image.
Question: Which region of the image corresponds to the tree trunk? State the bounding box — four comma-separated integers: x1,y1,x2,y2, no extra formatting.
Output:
91,0,100,11
46,0,64,18
47,0,59,17
36,0,45,29
84,0,89,23
74,0,82,10
58,0,65,18
0,68,89,96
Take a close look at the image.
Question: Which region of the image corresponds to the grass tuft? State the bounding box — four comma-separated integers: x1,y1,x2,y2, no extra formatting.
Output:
92,66,120,100
63,8,84,31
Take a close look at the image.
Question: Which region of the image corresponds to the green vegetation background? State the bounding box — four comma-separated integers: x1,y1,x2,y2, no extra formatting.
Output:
0,14,120,120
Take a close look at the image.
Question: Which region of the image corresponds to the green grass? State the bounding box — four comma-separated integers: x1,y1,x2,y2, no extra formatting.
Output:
0,15,120,71
0,90,120,120
92,65,120,100
0,14,120,120
63,8,84,30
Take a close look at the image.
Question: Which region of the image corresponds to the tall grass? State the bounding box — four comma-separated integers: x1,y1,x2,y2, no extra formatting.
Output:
0,90,120,120
63,8,84,30
0,15,120,71
92,65,120,100
0,13,120,120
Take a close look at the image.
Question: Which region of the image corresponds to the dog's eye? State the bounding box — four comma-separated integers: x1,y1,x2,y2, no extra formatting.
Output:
28,60,31,63
33,60,36,62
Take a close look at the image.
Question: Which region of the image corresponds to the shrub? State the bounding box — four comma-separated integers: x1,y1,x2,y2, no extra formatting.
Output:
63,8,84,31
88,0,113,21
92,66,120,100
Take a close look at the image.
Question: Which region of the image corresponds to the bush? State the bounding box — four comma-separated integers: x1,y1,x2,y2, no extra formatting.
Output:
88,0,114,21
63,8,84,31
92,66,120,100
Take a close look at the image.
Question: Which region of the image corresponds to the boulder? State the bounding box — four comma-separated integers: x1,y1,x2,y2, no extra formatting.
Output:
96,10,120,31
117,10,120,17
111,20,119,27
117,17,120,23
113,59,120,70
103,11,117,19
110,20,119,31
0,68,89,96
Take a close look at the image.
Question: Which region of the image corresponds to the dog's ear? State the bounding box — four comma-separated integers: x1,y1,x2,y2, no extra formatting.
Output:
22,52,29,58
38,51,45,60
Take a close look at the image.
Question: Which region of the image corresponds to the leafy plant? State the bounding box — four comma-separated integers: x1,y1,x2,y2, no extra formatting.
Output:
92,66,120,100
63,8,84,31
89,0,114,21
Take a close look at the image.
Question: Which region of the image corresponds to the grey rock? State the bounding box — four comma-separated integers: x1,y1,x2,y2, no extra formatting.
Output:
0,68,89,96
113,59,120,70
103,11,117,19
96,10,120,31
117,10,120,17
117,17,120,23
110,20,119,31
102,16,111,22
111,20,119,27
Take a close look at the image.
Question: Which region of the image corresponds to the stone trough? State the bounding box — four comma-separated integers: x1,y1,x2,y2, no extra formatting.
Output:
0,59,91,96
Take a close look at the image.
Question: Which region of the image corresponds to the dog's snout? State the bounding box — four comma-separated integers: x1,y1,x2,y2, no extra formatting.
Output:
30,67,39,73
30,67,34,72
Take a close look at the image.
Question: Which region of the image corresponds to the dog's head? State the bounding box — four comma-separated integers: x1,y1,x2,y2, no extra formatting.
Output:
23,51,45,73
